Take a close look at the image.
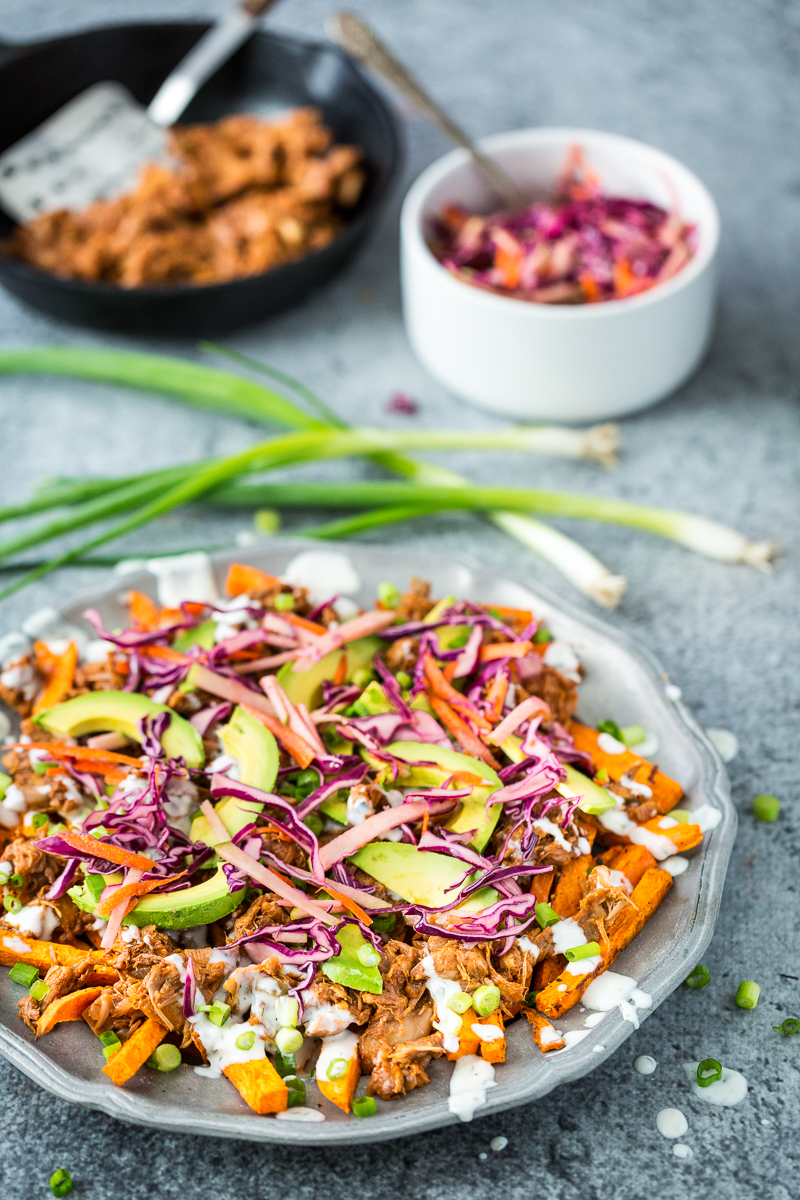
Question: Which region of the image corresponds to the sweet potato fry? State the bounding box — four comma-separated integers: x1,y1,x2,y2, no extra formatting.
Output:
597,844,657,888
569,722,683,813
0,934,117,985
475,1012,505,1064
225,562,282,597
594,814,703,856
223,1057,288,1114
532,956,565,991
36,986,104,1037
535,867,673,1019
446,1007,481,1061
530,870,554,904
525,1010,565,1053
317,1046,361,1113
102,1017,168,1086
552,854,593,918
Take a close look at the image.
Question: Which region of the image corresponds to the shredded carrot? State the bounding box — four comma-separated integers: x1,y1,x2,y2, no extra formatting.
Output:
19,744,140,768
420,810,430,837
225,562,282,597
332,652,348,686
285,612,327,636
95,871,186,918
479,641,533,662
422,653,491,733
240,703,316,770
484,605,533,624
159,600,207,627
495,243,523,289
483,673,509,723
319,884,372,925
56,831,156,872
579,271,602,302
128,590,161,632
426,691,501,769
32,641,78,716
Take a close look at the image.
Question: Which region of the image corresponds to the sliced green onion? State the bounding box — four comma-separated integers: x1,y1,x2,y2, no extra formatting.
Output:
445,992,474,1014
670,809,691,824
395,671,412,691
620,724,645,747
533,626,553,644
535,902,560,930
351,667,373,689
326,1058,348,1080
773,1017,800,1035
472,985,501,1016
9,962,39,987
8,872,24,888
275,1027,303,1055
197,1002,231,1027
735,980,760,1009
356,944,381,968
50,1168,73,1197
696,1057,722,1088
352,1095,377,1118
377,581,401,608
146,1043,181,1072
685,965,710,989
32,761,49,775
99,1030,121,1059
597,719,623,740
564,941,602,962
274,592,295,612
31,812,50,828
370,914,396,933
235,1031,256,1051
275,996,300,1029
253,508,280,535
523,989,540,1007
273,1050,296,1077
303,812,324,837
594,767,609,784
752,794,780,822
4,895,22,914
284,1074,307,1108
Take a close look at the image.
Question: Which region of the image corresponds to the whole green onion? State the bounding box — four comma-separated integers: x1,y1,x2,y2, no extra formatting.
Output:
147,1044,182,1072
752,794,780,821
735,981,760,1009
564,941,602,962
685,965,711,989
352,1095,377,1118
696,1058,723,1088
472,985,502,1017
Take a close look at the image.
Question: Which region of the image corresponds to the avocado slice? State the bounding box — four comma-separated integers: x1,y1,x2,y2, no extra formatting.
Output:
69,866,246,930
190,707,280,847
172,619,216,653
501,733,617,816
320,796,348,824
385,742,502,853
350,842,496,912
35,691,204,767
352,681,393,716
321,923,383,994
277,635,382,709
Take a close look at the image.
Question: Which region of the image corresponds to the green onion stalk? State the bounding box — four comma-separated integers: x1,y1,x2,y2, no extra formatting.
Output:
0,344,630,606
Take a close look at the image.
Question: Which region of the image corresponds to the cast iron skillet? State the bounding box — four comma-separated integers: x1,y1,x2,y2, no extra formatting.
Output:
0,22,401,335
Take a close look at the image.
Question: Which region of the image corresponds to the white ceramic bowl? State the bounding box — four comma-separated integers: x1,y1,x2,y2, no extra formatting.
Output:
400,127,720,422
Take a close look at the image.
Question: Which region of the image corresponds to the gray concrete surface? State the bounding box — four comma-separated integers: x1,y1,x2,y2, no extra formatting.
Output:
0,1,798,1196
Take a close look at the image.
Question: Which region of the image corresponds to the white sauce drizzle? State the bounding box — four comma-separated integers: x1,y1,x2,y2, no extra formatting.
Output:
619,772,653,799
683,1062,748,1105
597,732,626,755
4,904,60,939
316,1029,359,1081
628,731,660,758
448,1054,496,1122
420,953,465,1053
582,971,652,1029
189,1011,267,1078
531,816,572,853
673,1144,694,1159
472,1023,504,1042
633,1054,657,1075
661,855,689,877
656,1108,688,1138
282,550,361,606
543,641,581,682
598,806,675,860
276,1107,326,1122
706,728,739,762
1,935,31,954
607,868,633,893
691,804,722,833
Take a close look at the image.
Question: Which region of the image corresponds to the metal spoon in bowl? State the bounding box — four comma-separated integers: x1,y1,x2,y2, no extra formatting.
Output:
0,0,280,224
328,11,525,209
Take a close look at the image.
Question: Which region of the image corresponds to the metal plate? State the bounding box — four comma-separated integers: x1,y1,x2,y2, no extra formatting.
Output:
0,539,734,1144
